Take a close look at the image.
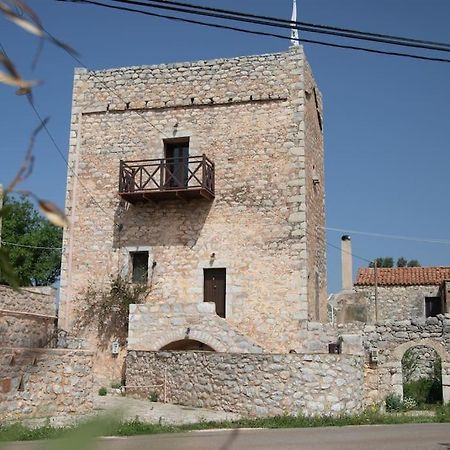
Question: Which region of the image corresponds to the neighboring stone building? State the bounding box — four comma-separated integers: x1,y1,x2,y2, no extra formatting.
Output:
354,266,450,322
58,46,327,376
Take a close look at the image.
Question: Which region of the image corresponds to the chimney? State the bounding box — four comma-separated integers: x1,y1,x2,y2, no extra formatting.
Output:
341,235,353,291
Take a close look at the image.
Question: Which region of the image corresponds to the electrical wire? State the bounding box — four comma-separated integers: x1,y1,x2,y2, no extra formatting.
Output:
58,0,450,63
138,0,450,50
325,227,450,246
1,241,62,250
102,0,450,53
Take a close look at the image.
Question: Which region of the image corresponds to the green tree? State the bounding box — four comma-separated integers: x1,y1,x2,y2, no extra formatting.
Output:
0,196,63,286
369,257,421,268
369,257,394,268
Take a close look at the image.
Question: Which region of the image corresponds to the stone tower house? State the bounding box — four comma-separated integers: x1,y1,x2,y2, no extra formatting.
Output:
58,47,326,362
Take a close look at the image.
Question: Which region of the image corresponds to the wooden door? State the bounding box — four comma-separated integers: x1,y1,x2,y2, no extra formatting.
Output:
204,268,226,318
165,141,189,188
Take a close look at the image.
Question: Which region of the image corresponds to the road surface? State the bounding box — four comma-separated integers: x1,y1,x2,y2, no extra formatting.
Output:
3,423,450,450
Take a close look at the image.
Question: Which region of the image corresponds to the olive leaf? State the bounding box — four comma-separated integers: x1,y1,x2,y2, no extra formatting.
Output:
38,199,69,228
0,0,44,37
0,53,38,88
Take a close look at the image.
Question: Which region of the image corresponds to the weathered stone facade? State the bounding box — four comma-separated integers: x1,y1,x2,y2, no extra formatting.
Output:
59,47,327,363
355,285,440,322
128,303,263,353
0,348,94,422
0,286,57,348
362,315,450,405
126,351,363,417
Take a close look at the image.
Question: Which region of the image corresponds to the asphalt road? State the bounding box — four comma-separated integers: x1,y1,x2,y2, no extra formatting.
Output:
3,423,450,450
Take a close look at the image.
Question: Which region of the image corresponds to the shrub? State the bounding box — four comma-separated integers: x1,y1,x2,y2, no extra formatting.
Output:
98,387,107,396
404,378,442,405
148,392,158,402
403,397,417,410
385,393,403,412
110,381,122,389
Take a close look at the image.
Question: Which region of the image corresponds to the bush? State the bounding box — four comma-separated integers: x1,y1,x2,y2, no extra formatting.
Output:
385,393,403,412
148,392,158,402
404,378,442,405
403,397,417,410
110,381,122,389
98,387,107,396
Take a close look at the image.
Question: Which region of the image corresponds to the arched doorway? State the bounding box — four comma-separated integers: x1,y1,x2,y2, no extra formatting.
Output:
160,339,215,351
402,345,443,406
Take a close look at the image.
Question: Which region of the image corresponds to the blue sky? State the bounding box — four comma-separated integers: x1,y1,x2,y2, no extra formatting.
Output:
1,0,449,293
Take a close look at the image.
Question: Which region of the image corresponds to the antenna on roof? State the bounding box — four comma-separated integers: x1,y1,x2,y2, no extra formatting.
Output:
290,0,300,47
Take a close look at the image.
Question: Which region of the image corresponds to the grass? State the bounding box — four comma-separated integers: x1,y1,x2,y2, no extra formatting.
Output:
1,404,449,442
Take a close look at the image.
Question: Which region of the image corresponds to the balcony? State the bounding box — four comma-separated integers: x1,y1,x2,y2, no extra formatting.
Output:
119,155,215,204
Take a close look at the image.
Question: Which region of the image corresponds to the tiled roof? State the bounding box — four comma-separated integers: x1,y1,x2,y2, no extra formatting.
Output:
355,267,450,286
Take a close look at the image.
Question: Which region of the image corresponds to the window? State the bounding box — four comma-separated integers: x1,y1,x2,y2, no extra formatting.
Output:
164,138,190,188
425,296,442,318
131,251,149,283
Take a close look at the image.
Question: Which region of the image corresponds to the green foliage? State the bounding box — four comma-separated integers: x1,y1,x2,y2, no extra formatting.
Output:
76,275,149,346
110,381,122,389
3,407,450,442
0,196,62,286
385,393,404,412
402,348,419,383
148,392,158,402
403,378,443,405
369,257,421,269
407,259,421,267
98,387,107,396
369,257,394,268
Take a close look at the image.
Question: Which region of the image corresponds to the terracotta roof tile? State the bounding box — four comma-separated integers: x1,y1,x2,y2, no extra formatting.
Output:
354,266,450,286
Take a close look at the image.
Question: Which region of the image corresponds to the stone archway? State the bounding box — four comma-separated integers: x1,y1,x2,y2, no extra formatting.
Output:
392,339,450,404
160,339,215,351
154,329,227,353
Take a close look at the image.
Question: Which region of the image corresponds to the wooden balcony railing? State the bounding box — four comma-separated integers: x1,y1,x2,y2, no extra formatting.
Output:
119,155,215,203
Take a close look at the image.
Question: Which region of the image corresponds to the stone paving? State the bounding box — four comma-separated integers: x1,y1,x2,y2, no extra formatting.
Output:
93,394,241,425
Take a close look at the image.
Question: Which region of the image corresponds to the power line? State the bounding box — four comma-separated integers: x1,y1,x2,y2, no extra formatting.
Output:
102,0,450,53
2,241,62,250
139,0,450,51
58,0,450,63
325,227,450,246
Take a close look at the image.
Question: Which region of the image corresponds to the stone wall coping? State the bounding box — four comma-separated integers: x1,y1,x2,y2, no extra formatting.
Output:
129,350,362,359
0,285,56,297
0,308,57,321
77,48,302,76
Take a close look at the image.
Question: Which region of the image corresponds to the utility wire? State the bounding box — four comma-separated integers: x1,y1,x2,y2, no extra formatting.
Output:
59,0,450,63
325,227,450,246
2,241,62,250
138,0,450,50
100,0,450,53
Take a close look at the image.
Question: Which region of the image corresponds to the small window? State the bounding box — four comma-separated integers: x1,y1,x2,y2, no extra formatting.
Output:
131,251,148,283
425,297,442,318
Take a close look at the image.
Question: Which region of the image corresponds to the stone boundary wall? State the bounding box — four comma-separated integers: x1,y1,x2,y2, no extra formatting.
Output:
0,285,57,348
128,302,264,353
0,285,56,316
126,351,364,417
0,348,94,422
362,315,450,405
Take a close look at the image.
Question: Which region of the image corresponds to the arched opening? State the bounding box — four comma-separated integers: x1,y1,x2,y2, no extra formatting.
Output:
160,339,215,351
402,345,443,406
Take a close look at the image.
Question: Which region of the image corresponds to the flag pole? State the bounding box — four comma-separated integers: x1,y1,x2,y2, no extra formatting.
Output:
290,0,300,47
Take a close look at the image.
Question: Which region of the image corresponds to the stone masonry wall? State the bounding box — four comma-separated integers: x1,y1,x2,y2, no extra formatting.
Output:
0,285,57,348
355,285,439,321
59,47,327,358
303,61,327,321
128,302,264,353
0,348,94,422
126,351,364,417
362,315,450,405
